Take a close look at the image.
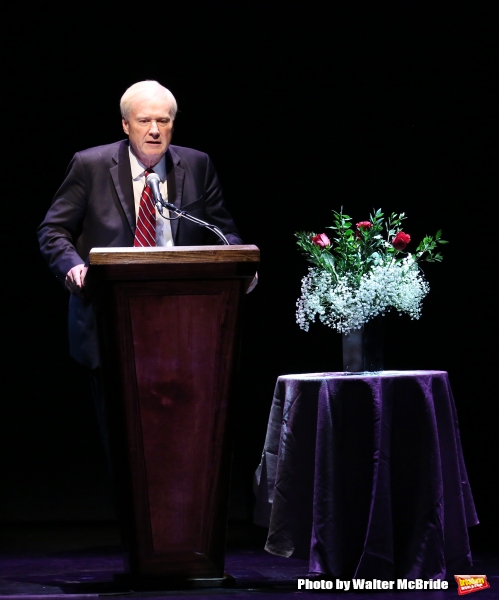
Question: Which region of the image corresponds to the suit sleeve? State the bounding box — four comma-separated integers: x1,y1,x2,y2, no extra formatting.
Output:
38,153,89,284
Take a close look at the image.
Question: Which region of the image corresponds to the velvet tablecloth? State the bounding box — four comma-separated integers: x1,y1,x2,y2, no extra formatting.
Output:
253,371,478,579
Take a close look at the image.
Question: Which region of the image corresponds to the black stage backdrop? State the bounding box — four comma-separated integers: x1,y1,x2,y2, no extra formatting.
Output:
2,3,497,550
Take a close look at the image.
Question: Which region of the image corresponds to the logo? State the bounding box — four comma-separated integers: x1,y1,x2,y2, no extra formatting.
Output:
455,575,490,595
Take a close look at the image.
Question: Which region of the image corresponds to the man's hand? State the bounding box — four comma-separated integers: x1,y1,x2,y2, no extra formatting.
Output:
65,264,88,298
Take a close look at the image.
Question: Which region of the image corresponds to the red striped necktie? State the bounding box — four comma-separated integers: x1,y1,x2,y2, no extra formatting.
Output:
134,169,156,247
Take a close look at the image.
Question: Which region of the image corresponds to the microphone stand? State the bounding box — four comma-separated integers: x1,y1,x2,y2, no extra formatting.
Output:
155,198,230,246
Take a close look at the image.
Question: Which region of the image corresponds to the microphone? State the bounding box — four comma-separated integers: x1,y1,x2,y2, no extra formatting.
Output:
146,172,179,214
146,172,164,210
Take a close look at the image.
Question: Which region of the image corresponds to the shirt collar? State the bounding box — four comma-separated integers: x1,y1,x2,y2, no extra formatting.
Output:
128,145,167,181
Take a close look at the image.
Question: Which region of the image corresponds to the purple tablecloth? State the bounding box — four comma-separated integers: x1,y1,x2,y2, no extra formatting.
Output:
254,370,478,579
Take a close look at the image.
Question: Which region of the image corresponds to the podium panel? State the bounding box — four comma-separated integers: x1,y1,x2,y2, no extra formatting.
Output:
88,245,259,583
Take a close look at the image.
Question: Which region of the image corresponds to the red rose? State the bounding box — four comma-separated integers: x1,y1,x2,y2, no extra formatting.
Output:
392,231,411,250
356,221,372,230
311,233,330,248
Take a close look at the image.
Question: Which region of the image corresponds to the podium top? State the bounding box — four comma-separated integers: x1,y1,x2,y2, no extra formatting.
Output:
89,244,259,265
87,245,259,286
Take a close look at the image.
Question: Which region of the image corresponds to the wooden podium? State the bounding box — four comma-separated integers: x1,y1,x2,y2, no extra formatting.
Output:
87,245,259,586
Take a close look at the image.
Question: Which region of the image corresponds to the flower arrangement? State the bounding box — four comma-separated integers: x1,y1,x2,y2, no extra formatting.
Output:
295,208,447,334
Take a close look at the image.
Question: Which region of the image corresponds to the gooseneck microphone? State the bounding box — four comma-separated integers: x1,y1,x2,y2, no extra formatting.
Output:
145,172,229,245
146,172,167,211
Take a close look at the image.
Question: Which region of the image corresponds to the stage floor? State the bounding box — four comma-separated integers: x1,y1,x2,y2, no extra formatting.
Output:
0,520,497,599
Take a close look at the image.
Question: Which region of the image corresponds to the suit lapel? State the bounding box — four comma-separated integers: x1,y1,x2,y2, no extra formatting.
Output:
110,141,135,235
166,147,185,243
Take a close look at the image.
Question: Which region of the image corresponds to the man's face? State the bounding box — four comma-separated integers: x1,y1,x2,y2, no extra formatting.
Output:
122,97,174,168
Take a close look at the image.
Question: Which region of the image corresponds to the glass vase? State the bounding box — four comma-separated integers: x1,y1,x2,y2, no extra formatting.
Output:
342,316,384,372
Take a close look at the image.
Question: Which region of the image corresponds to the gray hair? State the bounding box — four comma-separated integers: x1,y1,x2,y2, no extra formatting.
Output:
120,80,178,121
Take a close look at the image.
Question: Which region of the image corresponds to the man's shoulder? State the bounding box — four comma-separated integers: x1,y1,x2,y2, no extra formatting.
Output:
75,140,128,162
169,144,210,162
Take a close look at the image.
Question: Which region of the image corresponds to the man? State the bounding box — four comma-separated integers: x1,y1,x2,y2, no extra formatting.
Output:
38,80,247,369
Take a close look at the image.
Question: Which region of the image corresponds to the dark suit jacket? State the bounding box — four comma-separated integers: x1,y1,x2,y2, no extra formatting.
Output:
38,140,243,367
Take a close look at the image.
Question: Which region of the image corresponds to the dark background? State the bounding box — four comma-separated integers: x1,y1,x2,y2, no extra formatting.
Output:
2,2,497,551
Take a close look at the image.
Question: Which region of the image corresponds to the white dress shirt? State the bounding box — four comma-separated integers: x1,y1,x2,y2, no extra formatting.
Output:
128,147,174,246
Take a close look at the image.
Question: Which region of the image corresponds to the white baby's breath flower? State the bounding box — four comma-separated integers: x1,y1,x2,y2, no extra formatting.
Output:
296,257,430,334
